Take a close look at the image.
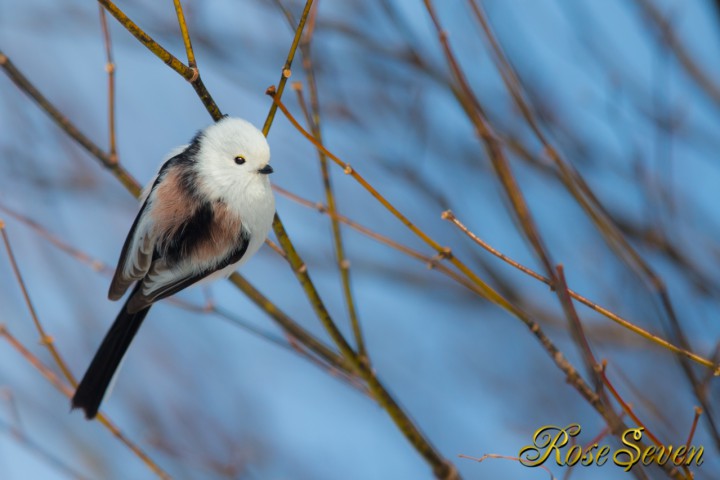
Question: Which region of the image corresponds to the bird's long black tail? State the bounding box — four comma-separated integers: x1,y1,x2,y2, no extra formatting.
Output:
72,286,150,419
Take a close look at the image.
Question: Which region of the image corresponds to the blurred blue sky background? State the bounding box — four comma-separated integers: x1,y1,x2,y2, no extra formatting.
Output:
2,0,720,479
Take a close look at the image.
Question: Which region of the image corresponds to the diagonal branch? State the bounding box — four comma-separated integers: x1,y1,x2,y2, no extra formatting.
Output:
0,50,140,196
1,226,77,385
275,4,364,359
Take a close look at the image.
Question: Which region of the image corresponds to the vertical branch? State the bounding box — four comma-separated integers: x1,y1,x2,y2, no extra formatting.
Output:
172,0,197,69
98,6,118,164
169,0,222,121
262,0,314,136
267,212,358,359
299,2,366,359
262,0,357,359
555,265,604,393
293,85,366,360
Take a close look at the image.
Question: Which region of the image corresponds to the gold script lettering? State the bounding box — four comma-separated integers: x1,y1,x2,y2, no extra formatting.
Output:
614,427,643,471
519,424,581,467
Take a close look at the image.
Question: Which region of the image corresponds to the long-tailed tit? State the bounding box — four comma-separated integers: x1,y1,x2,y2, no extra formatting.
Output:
72,117,275,419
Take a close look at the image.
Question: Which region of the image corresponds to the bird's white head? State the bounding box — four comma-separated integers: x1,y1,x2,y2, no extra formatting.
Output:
194,116,272,201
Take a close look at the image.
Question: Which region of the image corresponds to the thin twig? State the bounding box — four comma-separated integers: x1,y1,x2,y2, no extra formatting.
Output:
442,209,719,373
264,238,288,260
0,203,112,275
1,226,77,386
272,185,483,296
0,325,74,399
295,10,366,358
555,265,605,393
598,362,691,479
262,0,359,370
262,0,314,136
0,388,23,434
98,6,118,164
172,0,196,68
684,407,702,454
598,361,662,447
465,0,665,295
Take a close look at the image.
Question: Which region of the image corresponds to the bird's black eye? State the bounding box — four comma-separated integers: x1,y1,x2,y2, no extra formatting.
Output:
234,155,246,165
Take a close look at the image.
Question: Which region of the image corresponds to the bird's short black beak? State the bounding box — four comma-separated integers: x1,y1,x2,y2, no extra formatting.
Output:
258,164,274,175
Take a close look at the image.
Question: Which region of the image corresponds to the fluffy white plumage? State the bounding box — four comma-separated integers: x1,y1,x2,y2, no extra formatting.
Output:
112,117,275,310
194,117,275,277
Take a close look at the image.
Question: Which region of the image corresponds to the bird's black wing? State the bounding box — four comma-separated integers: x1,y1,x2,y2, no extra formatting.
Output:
125,226,251,313
108,138,203,301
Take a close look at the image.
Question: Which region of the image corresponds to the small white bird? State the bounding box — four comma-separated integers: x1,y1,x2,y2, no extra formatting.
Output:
72,116,275,419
